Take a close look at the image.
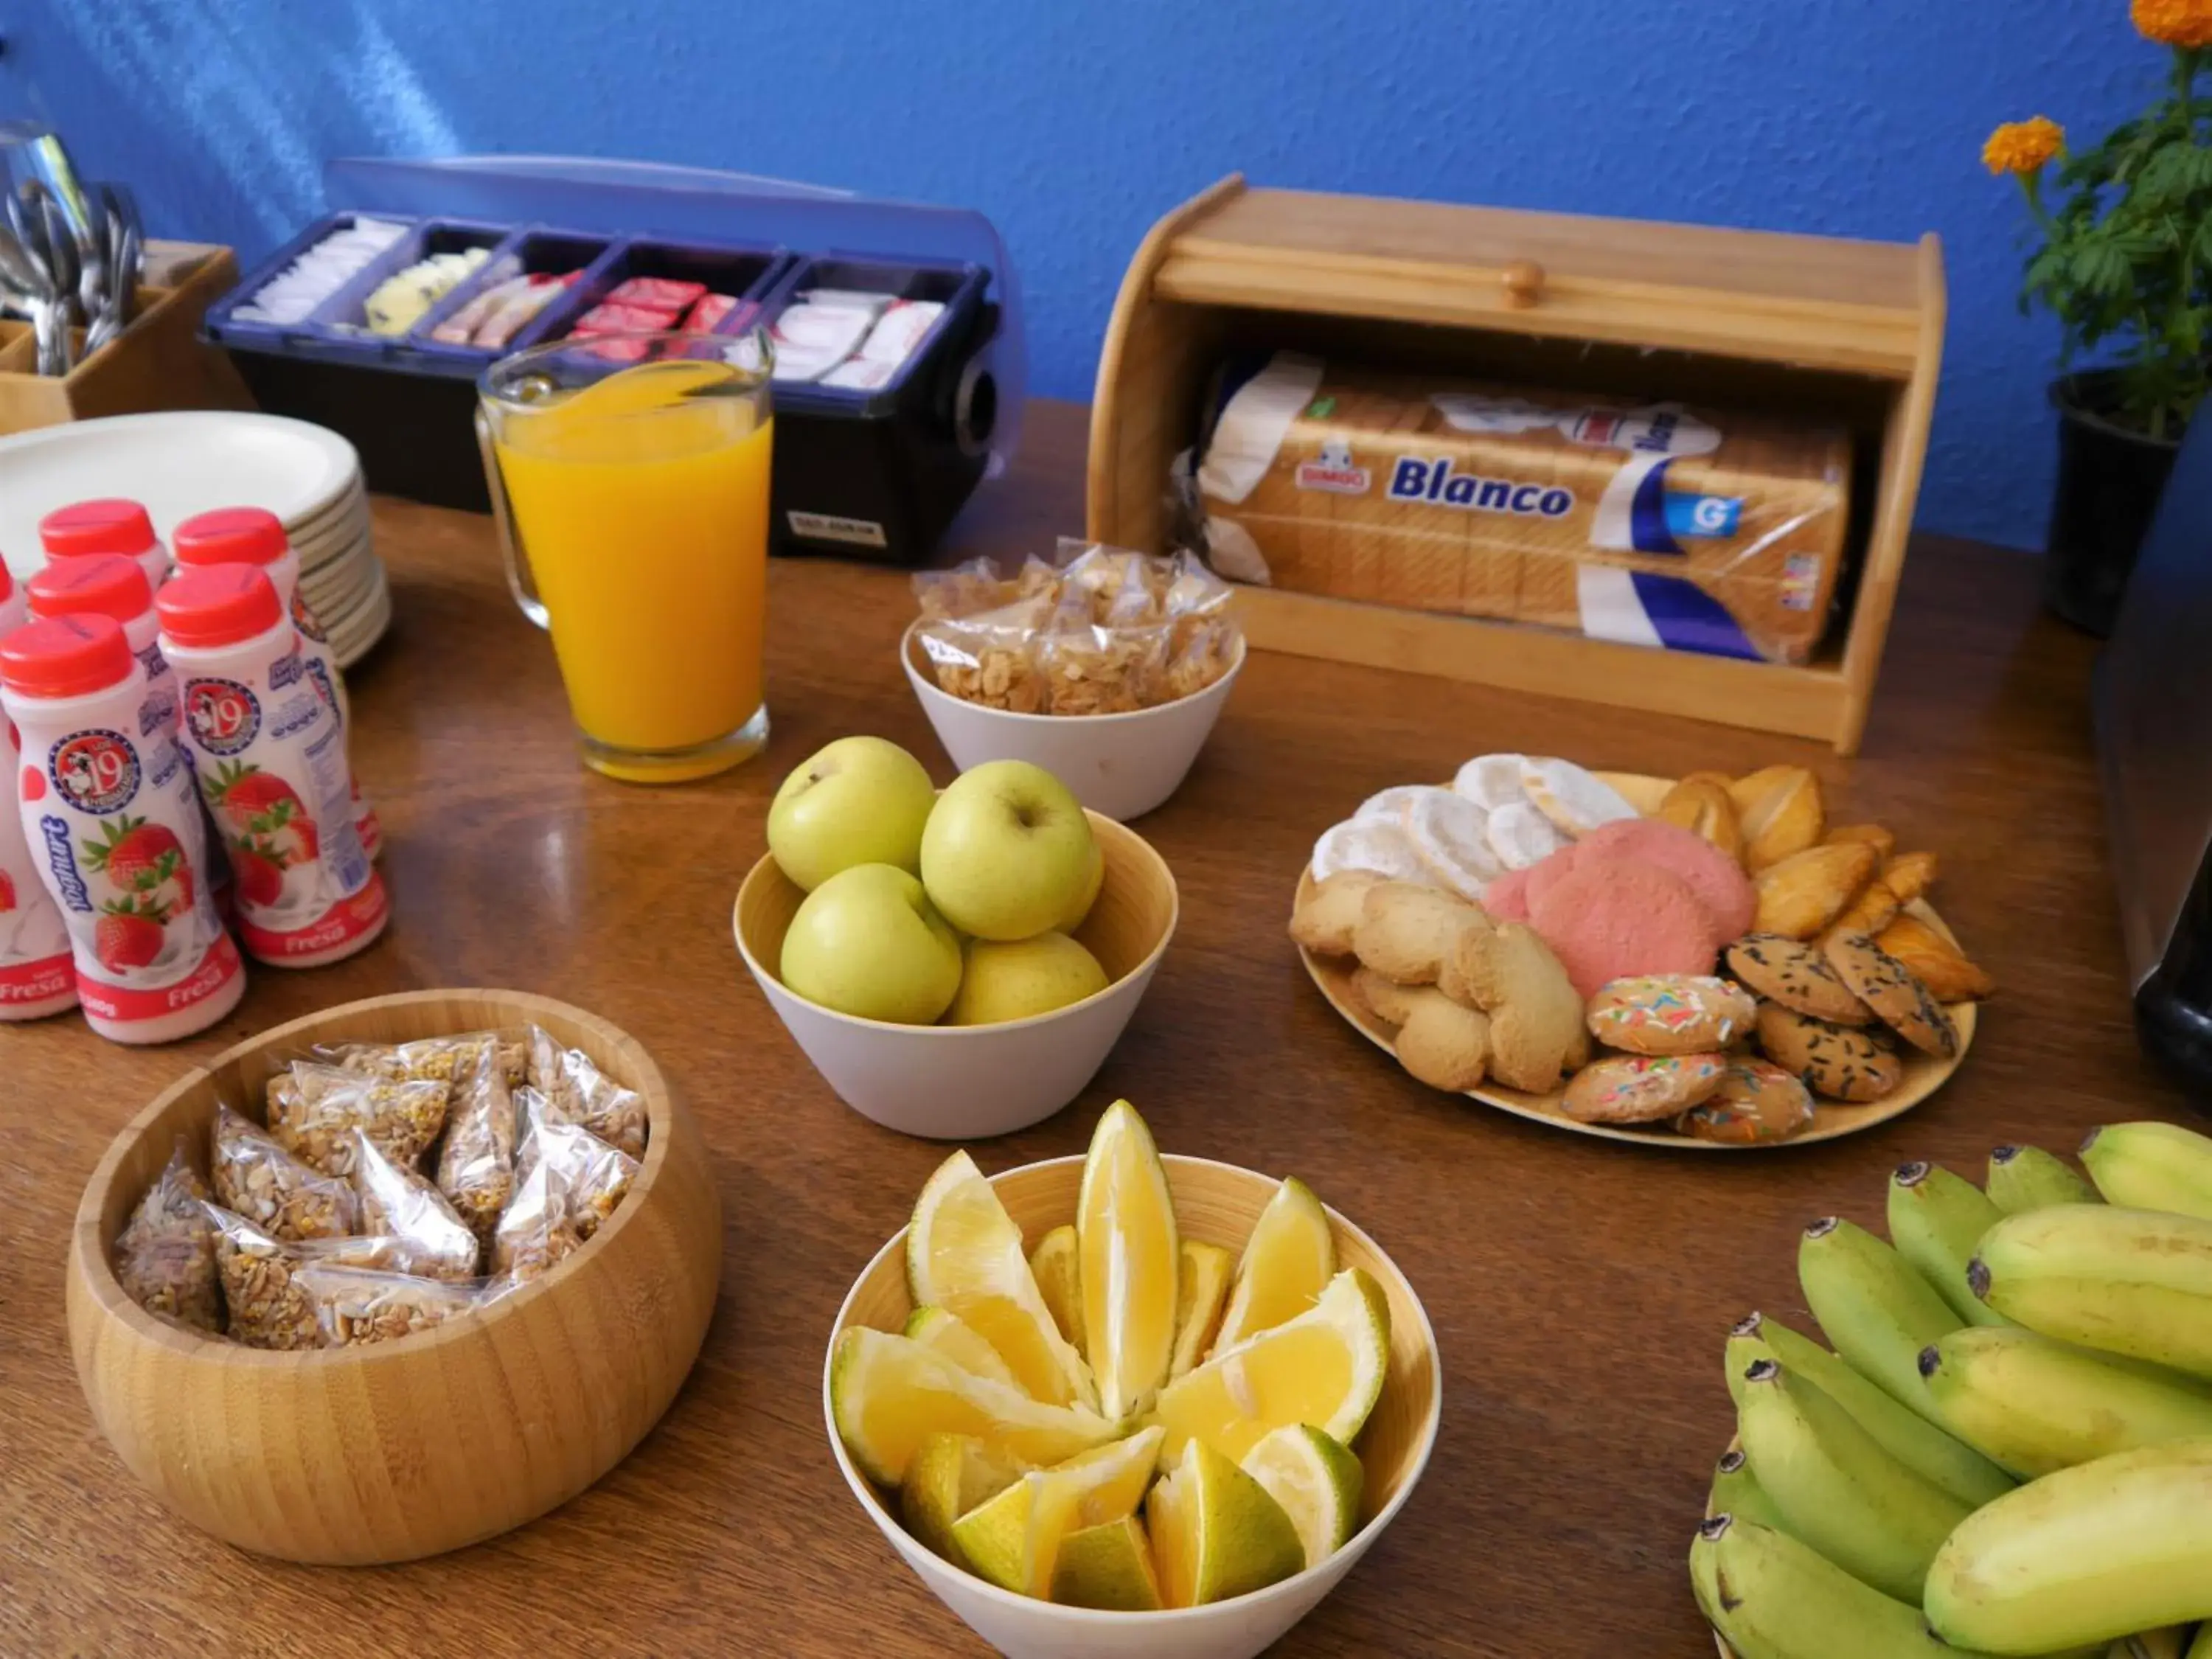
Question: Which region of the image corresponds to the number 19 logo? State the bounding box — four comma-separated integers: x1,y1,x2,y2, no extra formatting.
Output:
184,678,262,759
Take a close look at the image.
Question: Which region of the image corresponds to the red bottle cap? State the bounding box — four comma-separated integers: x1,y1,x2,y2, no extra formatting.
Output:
0,613,135,698
27,554,153,625
39,498,159,560
156,562,282,648
172,507,289,569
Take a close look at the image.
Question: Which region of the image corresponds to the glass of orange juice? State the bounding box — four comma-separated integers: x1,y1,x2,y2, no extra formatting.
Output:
478,330,773,783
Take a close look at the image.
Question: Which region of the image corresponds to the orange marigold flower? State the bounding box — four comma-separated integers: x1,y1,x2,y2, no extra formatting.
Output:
2134,0,2212,48
1983,116,2065,176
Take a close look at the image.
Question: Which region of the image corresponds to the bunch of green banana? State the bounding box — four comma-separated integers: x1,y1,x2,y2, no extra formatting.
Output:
1694,1124,2212,1659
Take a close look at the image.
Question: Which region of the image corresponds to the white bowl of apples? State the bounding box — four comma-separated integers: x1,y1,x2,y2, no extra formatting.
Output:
734,739,1179,1138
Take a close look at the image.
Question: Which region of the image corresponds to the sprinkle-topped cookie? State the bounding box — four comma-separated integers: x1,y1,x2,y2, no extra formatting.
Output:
1822,932,1959,1059
1586,975,1758,1056
1676,1058,1816,1144
1560,1052,1728,1124
1725,933,1873,1026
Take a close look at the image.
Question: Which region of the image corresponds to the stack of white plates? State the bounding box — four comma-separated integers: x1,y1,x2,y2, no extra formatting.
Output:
0,411,392,668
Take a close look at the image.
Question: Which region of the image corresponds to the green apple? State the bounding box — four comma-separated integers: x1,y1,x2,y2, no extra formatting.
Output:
920,760,1096,941
779,863,962,1024
768,736,937,892
1057,841,1105,933
945,933,1110,1026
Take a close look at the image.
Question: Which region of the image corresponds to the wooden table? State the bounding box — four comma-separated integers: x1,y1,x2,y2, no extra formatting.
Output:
1,401,2192,1657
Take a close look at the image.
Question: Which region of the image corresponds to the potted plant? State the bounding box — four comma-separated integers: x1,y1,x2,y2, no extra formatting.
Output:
1986,0,2212,633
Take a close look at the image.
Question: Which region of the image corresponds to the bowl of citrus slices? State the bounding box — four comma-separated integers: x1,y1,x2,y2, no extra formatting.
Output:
824,1101,1441,1659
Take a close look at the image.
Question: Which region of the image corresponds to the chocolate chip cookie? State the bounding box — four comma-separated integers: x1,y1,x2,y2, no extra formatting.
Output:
1725,933,1872,1026
1754,1002,1904,1102
1822,932,1959,1059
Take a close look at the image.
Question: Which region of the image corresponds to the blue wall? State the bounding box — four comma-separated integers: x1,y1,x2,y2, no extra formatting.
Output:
1,1,2165,549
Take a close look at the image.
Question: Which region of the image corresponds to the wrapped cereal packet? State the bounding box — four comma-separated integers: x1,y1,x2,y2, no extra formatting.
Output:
516,1086,640,1238
212,1104,356,1242
312,1032,529,1091
435,1041,516,1248
347,1129,481,1280
269,1062,448,1178
525,1027,648,1160
490,1157,583,1286
296,1264,481,1347
113,1139,222,1334
206,1207,453,1349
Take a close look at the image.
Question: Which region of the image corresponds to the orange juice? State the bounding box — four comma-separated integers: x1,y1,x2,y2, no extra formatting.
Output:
492,357,772,782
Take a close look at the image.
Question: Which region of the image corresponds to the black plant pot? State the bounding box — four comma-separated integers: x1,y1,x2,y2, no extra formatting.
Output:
2044,371,2183,636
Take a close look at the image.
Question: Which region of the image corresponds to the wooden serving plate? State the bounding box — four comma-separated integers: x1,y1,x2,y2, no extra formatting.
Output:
1293,774,1977,1151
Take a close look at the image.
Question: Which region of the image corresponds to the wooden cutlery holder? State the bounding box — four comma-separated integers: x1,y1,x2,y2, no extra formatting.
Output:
0,242,254,437
1085,176,1947,754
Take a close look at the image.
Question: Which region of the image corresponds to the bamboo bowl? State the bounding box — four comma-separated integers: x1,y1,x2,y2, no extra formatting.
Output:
66,989,723,1565
736,811,1179,1138
826,1153,1442,1659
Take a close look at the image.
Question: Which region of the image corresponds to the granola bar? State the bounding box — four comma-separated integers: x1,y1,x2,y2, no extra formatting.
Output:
211,1103,356,1242
271,1062,448,1178
516,1088,640,1238
113,1141,221,1334
348,1130,480,1280
434,1041,515,1248
526,1027,648,1161
490,1158,583,1284
296,1264,480,1347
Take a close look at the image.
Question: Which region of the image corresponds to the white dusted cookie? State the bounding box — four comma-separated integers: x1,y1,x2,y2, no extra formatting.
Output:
1310,818,1427,884
1519,757,1640,838
1352,784,1430,826
1405,790,1501,902
1452,753,1529,813
1484,799,1567,870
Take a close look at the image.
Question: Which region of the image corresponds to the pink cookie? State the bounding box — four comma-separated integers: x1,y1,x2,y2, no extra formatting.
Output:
1528,858,1722,998
1482,865,1535,924
1520,841,1587,914
1578,818,1755,942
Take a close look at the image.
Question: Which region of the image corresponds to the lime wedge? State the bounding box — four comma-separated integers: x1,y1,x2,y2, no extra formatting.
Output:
1240,1424,1364,1569
907,1151,1097,1409
1028,1223,1086,1358
1154,1267,1391,1464
1145,1437,1305,1607
830,1326,1115,1486
1051,1514,1164,1610
900,1432,1025,1570
904,1306,1023,1394
1211,1176,1335,1356
1171,1240,1234,1380
951,1425,1164,1599
1079,1102,1180,1419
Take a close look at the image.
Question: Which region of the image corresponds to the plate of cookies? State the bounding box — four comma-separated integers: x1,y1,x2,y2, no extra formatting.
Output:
1289,757,1993,1149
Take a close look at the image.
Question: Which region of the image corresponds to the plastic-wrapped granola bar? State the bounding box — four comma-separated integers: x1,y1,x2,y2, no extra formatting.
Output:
206,1207,451,1350
211,1104,356,1242
516,1087,640,1239
435,1041,515,1248
490,1156,583,1286
313,1032,529,1091
347,1129,481,1280
113,1139,222,1334
296,1264,481,1346
525,1027,648,1160
268,1062,449,1178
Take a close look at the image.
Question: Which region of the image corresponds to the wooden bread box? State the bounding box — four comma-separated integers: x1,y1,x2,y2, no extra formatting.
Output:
1085,175,1946,754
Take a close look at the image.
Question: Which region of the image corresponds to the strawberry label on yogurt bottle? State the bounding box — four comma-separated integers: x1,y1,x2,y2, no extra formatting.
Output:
160,564,387,968
0,580,78,1019
0,612,244,1043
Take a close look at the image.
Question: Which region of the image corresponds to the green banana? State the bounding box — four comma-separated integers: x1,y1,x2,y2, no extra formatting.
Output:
1799,1216,1962,1423
1890,1161,2011,1327
2188,1622,2212,1659
2110,1629,2196,1659
1987,1144,2100,1214
1919,1326,2212,1477
2081,1123,2212,1222
1734,1358,1970,1603
1731,1313,2014,1506
1692,1513,2003,1658
1710,1446,1792,1534
1925,1438,2212,1655
1972,1205,2212,1379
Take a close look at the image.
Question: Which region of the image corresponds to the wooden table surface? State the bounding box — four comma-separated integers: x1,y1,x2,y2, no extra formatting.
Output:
0,400,2193,1657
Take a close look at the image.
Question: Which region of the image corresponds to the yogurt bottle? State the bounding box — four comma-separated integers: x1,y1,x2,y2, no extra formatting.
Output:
172,507,382,859
0,612,244,1042
157,564,389,968
39,498,171,596
28,552,235,922
0,568,78,1019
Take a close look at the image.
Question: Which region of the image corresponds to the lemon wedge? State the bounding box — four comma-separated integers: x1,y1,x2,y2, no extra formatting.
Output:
903,1306,1023,1394
830,1327,1115,1486
1028,1223,1085,1357
1145,1438,1306,1607
907,1151,1097,1410
1051,1514,1164,1610
951,1425,1164,1599
1211,1176,1335,1355
1153,1267,1391,1464
1241,1424,1365,1569
900,1432,1025,1569
1171,1240,1234,1380
1079,1102,1180,1420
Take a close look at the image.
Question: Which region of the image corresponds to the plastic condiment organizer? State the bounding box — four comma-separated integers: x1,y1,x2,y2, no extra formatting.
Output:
762,254,988,414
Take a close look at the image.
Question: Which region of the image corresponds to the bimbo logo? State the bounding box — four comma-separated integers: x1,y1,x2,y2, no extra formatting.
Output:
1295,436,1372,495
184,678,261,758
49,729,139,815
1387,458,1575,518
